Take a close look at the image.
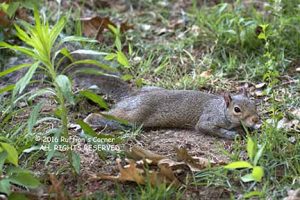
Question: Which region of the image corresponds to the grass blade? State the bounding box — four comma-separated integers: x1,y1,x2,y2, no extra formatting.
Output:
63,59,117,74
49,16,66,47
79,90,108,110
13,62,39,96
76,120,115,139
71,152,81,174
60,36,99,44
247,136,255,162
0,42,36,58
27,101,44,135
0,84,15,94
224,161,253,169
0,63,31,77
253,144,265,166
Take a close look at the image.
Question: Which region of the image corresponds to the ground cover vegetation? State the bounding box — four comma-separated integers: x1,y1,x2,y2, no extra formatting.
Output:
0,0,299,199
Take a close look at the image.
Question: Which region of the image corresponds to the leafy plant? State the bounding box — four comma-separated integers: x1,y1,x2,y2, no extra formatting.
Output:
0,7,112,173
225,136,265,182
0,138,40,197
224,136,265,198
104,24,130,68
0,0,39,44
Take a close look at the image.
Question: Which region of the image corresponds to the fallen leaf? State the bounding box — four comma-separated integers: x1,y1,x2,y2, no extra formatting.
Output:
175,147,214,171
95,158,182,187
16,8,30,22
157,164,181,187
96,159,145,184
158,158,186,168
80,16,133,42
255,82,266,89
81,16,114,40
168,19,185,29
200,70,212,78
94,147,221,187
0,11,11,27
48,174,70,200
126,145,166,164
120,21,134,33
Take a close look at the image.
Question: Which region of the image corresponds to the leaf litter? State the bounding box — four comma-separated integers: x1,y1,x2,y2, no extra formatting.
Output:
91,145,226,187
80,16,133,42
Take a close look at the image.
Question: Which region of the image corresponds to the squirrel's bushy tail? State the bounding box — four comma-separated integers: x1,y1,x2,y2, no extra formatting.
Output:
74,73,132,101
57,50,133,101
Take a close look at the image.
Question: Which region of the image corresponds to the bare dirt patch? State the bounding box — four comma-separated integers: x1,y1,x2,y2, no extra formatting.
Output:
27,127,233,199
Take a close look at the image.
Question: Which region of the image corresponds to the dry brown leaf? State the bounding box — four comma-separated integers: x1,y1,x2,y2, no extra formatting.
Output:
81,16,114,40
80,16,133,42
94,147,222,187
157,164,181,187
146,162,181,187
168,19,185,29
16,8,30,22
116,158,145,184
175,147,214,171
48,174,70,200
97,159,145,184
0,11,11,27
120,21,134,33
95,158,182,187
200,69,212,78
126,145,166,164
158,158,186,169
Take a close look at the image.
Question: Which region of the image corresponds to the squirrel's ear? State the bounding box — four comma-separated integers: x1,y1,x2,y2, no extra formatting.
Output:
223,92,232,107
241,87,248,97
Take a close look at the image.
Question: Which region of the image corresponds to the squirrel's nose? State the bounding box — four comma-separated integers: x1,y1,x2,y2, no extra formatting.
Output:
251,116,259,124
251,115,262,129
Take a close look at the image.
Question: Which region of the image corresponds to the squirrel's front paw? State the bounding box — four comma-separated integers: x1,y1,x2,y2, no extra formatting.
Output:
220,129,239,140
84,113,128,130
84,113,105,127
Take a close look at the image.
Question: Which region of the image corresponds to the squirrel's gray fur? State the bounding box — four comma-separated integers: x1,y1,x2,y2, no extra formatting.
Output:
82,75,260,139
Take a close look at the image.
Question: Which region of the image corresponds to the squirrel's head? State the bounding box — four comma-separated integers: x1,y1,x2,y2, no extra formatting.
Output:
223,89,261,129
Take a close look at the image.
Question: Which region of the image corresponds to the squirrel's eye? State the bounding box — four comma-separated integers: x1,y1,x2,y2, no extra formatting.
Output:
234,107,241,113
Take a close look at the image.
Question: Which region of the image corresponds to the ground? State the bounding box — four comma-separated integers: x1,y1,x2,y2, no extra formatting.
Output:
0,0,299,199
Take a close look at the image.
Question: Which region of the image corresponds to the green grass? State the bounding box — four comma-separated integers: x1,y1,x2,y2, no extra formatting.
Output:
123,0,300,199
0,0,299,199
190,0,300,80
85,182,183,200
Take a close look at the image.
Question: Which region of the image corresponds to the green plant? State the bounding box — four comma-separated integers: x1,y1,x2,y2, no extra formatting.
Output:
0,8,113,174
104,24,130,68
0,137,41,197
224,136,265,197
190,0,300,80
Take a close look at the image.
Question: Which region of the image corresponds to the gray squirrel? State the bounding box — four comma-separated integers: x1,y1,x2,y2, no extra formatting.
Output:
76,74,261,139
